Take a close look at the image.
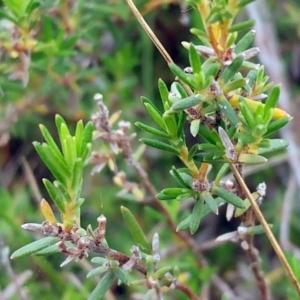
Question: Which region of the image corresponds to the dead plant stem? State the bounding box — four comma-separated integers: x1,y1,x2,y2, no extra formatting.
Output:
231,163,300,296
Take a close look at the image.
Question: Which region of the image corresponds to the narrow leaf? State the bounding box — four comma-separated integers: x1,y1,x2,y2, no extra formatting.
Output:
39,124,66,165
257,139,288,155
212,186,245,209
218,56,244,84
87,266,109,278
158,79,170,111
33,142,69,185
71,158,83,191
135,122,169,139
113,268,129,285
121,206,151,254
168,63,190,86
156,193,177,201
189,198,204,234
43,179,65,213
239,97,256,129
80,121,94,157
238,153,267,164
264,85,280,114
54,181,72,203
75,120,84,156
144,102,166,130
87,270,115,300
171,94,202,111
160,188,185,196
217,95,239,126
35,241,74,256
189,44,201,74
265,117,291,137
140,138,179,155
201,192,218,214
11,237,59,259
229,20,255,33
176,111,186,138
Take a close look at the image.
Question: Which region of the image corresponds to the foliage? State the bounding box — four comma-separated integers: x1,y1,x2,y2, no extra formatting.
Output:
2,0,300,300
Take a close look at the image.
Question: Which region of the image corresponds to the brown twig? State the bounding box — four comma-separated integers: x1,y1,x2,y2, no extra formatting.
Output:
231,163,300,296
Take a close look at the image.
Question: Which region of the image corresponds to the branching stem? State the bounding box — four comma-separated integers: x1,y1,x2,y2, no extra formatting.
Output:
231,163,300,296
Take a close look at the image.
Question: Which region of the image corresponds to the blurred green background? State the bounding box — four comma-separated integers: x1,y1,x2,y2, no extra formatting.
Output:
1,0,300,299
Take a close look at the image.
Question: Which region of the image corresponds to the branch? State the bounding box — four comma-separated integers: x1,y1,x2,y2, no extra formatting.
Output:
230,163,300,296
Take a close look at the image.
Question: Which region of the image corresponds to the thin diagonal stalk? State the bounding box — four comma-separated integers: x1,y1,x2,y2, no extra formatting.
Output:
231,163,300,296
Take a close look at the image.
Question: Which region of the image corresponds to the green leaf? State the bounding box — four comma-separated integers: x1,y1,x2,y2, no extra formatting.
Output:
71,158,83,191
87,266,109,278
158,79,170,111
201,192,218,214
247,224,272,235
170,167,191,188
43,179,66,213
176,197,224,231
170,94,202,111
0,8,18,23
218,56,244,84
11,237,59,259
160,188,185,196
75,120,84,156
140,138,179,155
35,241,74,256
26,0,40,14
121,206,151,254
163,114,178,137
80,121,94,158
81,143,92,163
265,117,291,137
143,102,166,130
91,257,108,265
223,78,246,93
113,268,129,285
189,44,201,74
238,153,267,164
39,124,67,168
229,20,255,33
176,111,186,138
215,163,230,184
212,186,245,209
33,142,70,185
235,29,256,54
217,95,239,126
168,63,190,86
257,139,288,155
55,115,69,145
156,193,177,201
189,198,204,234
263,85,280,115
198,125,221,144
3,0,28,17
135,122,169,139
235,198,251,217
239,97,256,129
87,270,115,300
64,135,77,168
171,82,189,99
238,0,256,9
153,266,172,279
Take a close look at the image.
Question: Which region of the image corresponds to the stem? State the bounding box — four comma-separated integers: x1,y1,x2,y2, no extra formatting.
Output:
230,163,300,296
125,0,173,64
